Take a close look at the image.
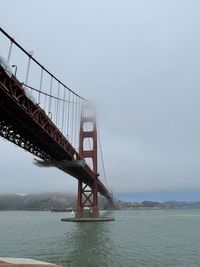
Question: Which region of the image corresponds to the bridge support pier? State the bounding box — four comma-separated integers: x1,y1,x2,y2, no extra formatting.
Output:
75,179,99,219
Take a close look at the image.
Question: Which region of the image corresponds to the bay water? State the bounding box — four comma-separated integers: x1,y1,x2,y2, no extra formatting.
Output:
0,209,200,266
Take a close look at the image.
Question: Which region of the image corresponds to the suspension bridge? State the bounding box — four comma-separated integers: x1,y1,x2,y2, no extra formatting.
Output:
0,27,114,220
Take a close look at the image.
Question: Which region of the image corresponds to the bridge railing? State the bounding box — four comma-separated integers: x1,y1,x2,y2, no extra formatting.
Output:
0,27,85,152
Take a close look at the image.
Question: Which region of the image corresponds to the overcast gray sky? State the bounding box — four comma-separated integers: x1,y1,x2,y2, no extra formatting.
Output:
1,0,200,197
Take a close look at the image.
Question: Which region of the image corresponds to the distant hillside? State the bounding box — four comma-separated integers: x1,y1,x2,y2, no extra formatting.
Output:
0,193,111,211
0,193,76,211
164,201,200,209
116,199,167,209
116,199,200,209
0,194,199,211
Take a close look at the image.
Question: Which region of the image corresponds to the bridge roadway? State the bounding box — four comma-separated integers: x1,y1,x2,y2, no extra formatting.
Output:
0,65,112,201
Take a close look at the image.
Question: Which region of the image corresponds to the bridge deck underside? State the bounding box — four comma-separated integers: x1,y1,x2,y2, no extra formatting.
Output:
0,67,111,200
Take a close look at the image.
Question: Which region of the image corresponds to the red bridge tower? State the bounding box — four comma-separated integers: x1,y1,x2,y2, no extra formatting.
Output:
76,104,99,218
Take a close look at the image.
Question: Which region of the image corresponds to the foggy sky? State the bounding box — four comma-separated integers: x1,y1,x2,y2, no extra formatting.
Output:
1,0,200,196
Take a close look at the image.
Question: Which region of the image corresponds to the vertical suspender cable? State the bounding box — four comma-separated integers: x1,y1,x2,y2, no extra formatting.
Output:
38,68,43,104
61,87,65,133
67,91,70,138
53,96,57,124
44,92,47,113
74,96,78,151
56,82,60,127
58,83,61,129
78,97,81,151
25,56,31,85
71,93,75,145
63,88,67,136
78,99,81,152
7,41,13,63
48,76,53,116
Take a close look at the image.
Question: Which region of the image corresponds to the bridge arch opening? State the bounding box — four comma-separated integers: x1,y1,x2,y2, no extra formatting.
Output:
83,138,93,151
83,121,94,132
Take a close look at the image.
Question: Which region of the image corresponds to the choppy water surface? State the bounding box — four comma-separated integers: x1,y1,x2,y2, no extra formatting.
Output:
0,209,200,266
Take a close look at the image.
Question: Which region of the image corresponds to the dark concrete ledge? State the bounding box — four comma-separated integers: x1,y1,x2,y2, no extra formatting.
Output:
61,216,115,222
